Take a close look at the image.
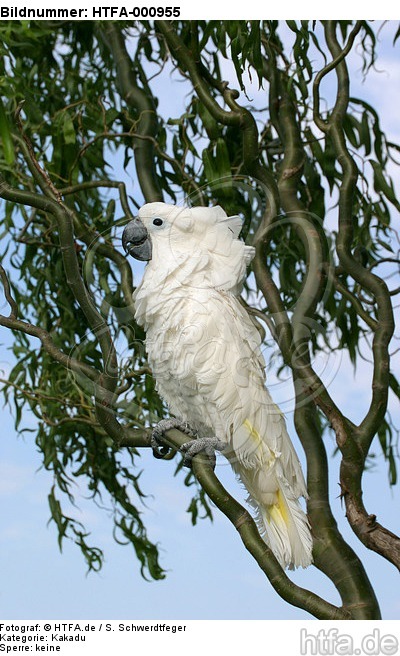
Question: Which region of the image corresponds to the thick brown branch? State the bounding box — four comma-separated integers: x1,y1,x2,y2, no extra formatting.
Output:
99,24,163,203
320,20,399,568
340,461,400,570
313,22,362,131
263,57,379,617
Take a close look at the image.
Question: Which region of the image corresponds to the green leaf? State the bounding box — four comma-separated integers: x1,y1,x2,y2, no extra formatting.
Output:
63,112,76,144
0,96,15,164
370,159,400,210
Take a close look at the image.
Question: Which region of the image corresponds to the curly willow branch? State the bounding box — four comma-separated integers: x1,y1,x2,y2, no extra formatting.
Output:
98,23,163,203
319,20,399,569
261,44,380,617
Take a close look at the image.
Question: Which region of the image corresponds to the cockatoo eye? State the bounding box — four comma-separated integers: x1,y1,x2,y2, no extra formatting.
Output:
152,218,164,227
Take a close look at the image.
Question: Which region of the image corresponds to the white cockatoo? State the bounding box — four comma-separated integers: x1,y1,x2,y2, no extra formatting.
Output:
122,202,313,569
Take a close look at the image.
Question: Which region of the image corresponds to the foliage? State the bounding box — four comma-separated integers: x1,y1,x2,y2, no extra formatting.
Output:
0,20,399,619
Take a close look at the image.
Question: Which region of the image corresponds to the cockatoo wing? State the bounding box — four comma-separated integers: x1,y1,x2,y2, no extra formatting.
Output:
190,205,255,294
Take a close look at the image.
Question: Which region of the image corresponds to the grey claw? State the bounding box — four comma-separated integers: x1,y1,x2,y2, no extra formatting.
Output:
151,418,198,460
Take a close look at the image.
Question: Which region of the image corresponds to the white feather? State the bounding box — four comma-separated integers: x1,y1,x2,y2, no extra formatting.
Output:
133,202,313,569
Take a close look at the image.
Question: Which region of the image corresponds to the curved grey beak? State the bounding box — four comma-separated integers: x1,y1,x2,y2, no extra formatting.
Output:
122,218,152,261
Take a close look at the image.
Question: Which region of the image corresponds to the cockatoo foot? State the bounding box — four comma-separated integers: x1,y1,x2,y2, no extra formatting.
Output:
151,418,198,459
180,437,227,468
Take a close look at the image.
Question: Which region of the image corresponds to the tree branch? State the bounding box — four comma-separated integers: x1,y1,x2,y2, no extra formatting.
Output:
147,427,351,620
0,168,122,439
99,23,163,203
325,265,378,331
0,264,18,319
320,20,399,568
0,311,98,383
263,53,380,617
156,20,280,215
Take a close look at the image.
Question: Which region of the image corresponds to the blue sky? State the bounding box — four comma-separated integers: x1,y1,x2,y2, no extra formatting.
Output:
1,21,400,620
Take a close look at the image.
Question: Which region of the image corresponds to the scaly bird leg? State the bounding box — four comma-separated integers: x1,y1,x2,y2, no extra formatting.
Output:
151,418,198,459
180,437,228,468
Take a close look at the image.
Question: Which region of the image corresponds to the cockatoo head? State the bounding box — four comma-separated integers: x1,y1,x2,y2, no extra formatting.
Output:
122,202,194,261
122,201,254,294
